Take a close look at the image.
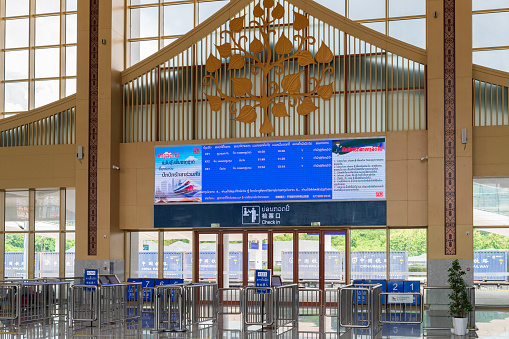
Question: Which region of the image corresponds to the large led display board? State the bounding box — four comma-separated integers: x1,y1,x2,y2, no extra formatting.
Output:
154,138,385,204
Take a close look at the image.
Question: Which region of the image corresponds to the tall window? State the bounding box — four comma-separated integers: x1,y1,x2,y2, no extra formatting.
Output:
2,188,75,278
127,0,229,66
473,1,509,72
314,0,426,49
1,0,77,118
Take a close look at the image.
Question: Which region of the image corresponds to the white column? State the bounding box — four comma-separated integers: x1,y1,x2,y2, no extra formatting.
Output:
223,234,230,288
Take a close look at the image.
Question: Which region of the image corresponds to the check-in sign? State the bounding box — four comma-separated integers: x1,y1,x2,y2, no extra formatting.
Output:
387,293,414,304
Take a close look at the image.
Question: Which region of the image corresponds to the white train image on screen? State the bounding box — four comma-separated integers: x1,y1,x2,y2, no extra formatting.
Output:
173,179,201,197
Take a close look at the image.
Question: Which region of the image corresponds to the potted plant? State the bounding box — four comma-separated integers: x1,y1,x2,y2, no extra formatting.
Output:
448,259,473,335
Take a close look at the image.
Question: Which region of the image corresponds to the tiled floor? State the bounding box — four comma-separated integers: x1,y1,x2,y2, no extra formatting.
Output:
2,311,509,338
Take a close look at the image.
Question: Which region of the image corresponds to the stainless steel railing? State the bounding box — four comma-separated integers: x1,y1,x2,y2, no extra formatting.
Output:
299,288,323,316
70,282,142,328
0,281,70,326
338,284,382,331
243,286,274,327
217,287,243,315
274,284,298,328
423,286,476,333
185,283,218,326
379,292,423,324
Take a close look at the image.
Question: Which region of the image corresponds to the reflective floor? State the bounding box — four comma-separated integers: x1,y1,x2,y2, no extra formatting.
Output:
3,311,509,338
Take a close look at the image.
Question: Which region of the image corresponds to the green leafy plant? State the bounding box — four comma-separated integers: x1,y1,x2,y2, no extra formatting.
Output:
448,259,473,318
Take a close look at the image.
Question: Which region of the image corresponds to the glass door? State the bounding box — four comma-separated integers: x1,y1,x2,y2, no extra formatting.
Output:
222,232,243,287
248,232,268,284
198,233,218,283
324,232,346,288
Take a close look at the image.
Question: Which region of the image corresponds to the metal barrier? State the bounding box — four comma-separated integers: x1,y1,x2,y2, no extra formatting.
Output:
152,283,217,332
70,282,142,328
338,284,382,331
324,288,339,317
243,286,274,327
379,292,423,324
153,284,186,331
423,286,476,333
0,281,70,326
185,283,217,326
274,284,298,328
299,288,323,316
217,287,242,315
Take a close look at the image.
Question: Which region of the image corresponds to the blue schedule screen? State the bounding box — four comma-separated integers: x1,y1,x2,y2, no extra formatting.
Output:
154,138,386,203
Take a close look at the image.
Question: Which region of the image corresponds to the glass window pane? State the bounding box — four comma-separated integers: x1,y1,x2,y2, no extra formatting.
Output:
473,49,509,73
66,188,75,230
223,233,243,287
5,234,29,278
248,233,268,283
348,0,385,20
35,233,60,278
389,0,425,17
35,48,60,78
5,50,29,80
4,82,28,112
298,233,319,287
389,18,426,49
65,233,75,277
163,3,194,36
66,46,77,76
35,190,60,231
5,19,29,48
5,0,29,17
351,229,387,280
474,228,509,306
36,0,60,14
66,78,77,96
199,1,228,24
361,22,386,34
35,16,61,46
389,229,426,282
163,38,177,47
35,80,60,108
130,7,159,39
5,191,29,231
325,232,346,288
273,233,293,283
66,0,77,11
473,13,509,48
474,178,509,225
129,40,159,66
314,0,345,16
130,232,159,278
66,14,77,44
199,233,217,282
163,231,192,279
473,0,509,11
131,0,158,4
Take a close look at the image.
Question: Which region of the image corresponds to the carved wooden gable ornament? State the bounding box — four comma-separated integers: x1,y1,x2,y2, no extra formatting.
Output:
203,0,335,134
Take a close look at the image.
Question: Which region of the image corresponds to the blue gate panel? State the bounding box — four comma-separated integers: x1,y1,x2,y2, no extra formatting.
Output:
403,280,421,305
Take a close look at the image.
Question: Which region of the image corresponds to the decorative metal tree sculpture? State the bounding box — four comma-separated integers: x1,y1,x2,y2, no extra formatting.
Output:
202,0,335,134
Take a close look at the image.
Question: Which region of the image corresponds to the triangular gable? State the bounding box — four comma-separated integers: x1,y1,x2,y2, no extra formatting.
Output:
122,0,427,142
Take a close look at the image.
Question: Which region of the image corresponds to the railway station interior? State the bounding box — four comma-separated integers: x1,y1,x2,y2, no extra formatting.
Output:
1,0,509,337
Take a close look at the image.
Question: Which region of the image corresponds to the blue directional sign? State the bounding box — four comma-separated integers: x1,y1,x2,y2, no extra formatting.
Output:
255,269,271,293
84,269,99,286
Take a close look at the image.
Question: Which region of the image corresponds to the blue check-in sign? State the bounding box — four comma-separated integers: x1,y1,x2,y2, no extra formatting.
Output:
255,269,271,293
84,269,99,286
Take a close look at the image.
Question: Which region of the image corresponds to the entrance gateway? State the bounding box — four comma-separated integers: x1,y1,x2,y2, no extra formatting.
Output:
153,137,387,289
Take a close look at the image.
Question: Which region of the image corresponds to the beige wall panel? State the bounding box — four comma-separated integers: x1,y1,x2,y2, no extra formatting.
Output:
110,230,125,259
119,168,137,206
473,164,509,177
455,224,474,259
137,205,154,229
21,155,55,179
136,168,155,206
427,157,445,227
386,132,408,161
75,168,89,259
120,144,138,169
427,224,445,258
387,200,408,226
75,229,89,258
137,143,156,169
407,160,428,201
53,155,76,179
455,0,472,79
455,79,473,157
407,200,428,226
0,155,22,180
426,0,444,81
120,205,138,229
455,157,473,226
97,168,112,226
472,133,509,168
426,79,445,158
386,160,408,201
407,131,428,160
